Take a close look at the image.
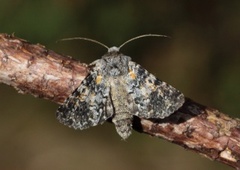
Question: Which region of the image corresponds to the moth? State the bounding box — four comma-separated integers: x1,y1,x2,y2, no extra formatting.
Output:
56,34,185,140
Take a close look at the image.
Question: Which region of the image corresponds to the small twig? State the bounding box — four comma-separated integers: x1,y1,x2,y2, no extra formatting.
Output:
0,33,239,169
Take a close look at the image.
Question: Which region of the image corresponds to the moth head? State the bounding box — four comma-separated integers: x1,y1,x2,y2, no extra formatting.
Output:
108,46,119,53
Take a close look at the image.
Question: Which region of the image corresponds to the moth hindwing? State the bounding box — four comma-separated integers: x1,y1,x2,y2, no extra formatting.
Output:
56,46,185,140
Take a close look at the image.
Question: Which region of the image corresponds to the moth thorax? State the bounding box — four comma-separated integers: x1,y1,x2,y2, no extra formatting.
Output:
103,56,130,76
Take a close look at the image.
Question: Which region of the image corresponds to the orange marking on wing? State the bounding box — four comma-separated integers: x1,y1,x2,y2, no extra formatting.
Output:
129,70,136,79
96,75,102,84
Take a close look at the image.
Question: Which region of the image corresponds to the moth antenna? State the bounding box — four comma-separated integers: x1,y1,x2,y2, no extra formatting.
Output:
57,37,109,50
118,34,169,50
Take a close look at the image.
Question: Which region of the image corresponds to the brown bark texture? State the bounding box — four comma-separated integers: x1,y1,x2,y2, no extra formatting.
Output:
0,33,239,169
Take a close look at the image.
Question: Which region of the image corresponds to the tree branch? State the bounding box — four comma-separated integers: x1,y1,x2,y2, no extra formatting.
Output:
0,33,88,104
0,33,239,169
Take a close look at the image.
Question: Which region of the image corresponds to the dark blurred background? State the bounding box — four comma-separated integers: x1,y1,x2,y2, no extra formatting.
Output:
0,0,239,169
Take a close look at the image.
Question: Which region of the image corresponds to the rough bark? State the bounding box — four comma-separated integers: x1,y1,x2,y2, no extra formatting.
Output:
0,33,239,169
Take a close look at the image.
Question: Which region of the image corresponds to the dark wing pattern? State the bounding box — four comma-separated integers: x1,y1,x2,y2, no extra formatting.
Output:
126,61,185,119
56,69,113,130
